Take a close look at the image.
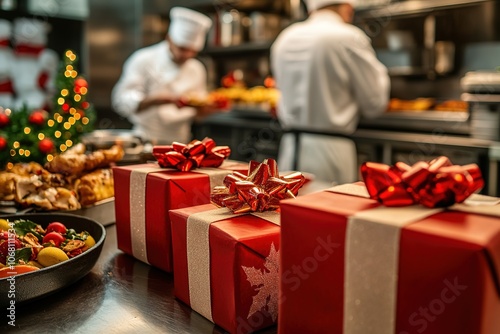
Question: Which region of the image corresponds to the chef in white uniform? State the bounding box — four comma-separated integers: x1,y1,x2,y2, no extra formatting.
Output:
111,7,213,144
271,0,390,184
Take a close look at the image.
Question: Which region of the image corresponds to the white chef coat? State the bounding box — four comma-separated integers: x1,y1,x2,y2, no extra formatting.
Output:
111,40,207,144
271,10,390,184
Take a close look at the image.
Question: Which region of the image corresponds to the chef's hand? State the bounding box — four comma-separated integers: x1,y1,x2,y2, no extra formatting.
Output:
175,97,229,118
137,92,179,113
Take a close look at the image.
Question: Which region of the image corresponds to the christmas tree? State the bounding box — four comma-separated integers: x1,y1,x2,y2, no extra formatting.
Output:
0,50,96,169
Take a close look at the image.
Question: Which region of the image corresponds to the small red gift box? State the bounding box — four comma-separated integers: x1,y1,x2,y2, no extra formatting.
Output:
113,160,247,272
279,183,500,334
170,203,281,334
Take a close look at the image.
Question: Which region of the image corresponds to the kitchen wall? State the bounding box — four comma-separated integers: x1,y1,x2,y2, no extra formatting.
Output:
84,0,500,130
85,0,171,131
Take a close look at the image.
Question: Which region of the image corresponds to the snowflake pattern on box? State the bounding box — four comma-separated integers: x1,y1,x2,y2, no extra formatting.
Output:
242,243,279,321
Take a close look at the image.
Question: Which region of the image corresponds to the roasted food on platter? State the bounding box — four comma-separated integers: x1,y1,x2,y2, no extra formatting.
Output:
387,98,436,112
179,91,231,110
74,168,114,207
14,176,81,211
0,218,96,278
45,144,124,175
0,172,18,201
0,145,123,210
433,100,469,111
387,98,469,112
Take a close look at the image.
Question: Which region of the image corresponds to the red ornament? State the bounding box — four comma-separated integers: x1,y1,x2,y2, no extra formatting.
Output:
0,136,7,150
28,110,46,126
74,77,88,88
62,103,70,112
264,76,275,88
38,138,55,154
0,113,9,128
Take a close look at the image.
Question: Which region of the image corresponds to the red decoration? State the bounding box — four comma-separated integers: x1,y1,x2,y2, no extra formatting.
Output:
62,103,70,112
361,156,484,208
0,113,9,128
74,77,88,88
264,76,275,88
221,75,236,88
81,102,89,109
38,138,54,154
211,159,306,213
28,110,46,126
0,136,7,150
14,44,44,56
153,137,231,171
0,79,14,94
38,71,49,90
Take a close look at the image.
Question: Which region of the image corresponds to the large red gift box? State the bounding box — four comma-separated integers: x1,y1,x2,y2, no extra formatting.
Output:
279,184,500,334
113,161,247,272
170,203,281,334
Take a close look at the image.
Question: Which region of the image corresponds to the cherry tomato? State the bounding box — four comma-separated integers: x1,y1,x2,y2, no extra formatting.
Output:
0,231,16,241
46,222,67,234
42,232,66,247
0,239,22,265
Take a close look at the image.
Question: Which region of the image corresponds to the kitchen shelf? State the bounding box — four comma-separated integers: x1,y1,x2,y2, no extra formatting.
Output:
171,0,278,12
356,0,490,19
203,41,274,56
359,110,471,135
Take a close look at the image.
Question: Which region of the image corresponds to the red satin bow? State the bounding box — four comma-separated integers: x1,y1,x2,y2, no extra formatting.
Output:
211,158,306,213
361,156,484,208
153,137,231,171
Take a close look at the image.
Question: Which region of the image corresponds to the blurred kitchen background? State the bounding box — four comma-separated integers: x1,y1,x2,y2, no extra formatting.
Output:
2,0,500,195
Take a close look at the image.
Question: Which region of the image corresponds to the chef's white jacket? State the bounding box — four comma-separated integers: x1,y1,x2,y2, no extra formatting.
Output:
112,41,207,144
271,10,390,184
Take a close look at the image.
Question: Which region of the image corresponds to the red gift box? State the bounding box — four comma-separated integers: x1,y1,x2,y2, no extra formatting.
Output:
279,184,500,334
113,160,247,272
170,203,281,334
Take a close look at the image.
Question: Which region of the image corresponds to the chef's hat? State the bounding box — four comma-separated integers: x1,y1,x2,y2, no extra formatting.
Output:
168,7,212,52
0,20,12,40
13,18,50,46
305,0,358,11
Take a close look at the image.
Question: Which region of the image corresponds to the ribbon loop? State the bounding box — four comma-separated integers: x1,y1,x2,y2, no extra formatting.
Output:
361,156,484,208
153,137,230,171
211,159,306,213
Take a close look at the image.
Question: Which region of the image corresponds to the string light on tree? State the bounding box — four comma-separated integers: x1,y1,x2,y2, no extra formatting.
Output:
0,50,96,167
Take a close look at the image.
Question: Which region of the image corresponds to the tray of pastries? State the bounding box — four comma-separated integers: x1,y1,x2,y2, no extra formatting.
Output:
0,143,124,226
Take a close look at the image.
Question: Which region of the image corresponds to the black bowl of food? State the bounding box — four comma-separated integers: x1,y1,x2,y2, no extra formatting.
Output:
0,213,106,306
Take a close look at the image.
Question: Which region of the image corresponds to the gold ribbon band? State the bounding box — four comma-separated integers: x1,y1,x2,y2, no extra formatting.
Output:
130,166,165,264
